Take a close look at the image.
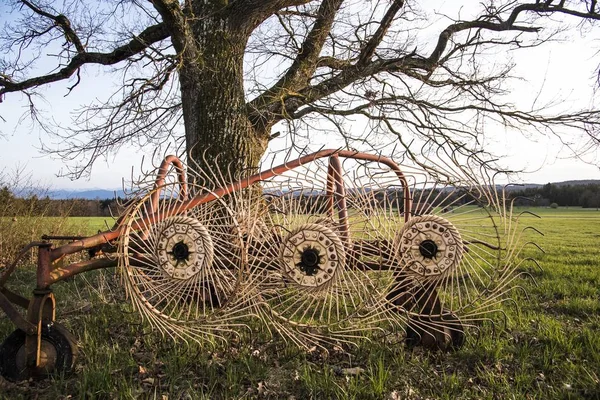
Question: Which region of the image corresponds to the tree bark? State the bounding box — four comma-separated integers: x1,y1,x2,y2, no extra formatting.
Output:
177,11,269,179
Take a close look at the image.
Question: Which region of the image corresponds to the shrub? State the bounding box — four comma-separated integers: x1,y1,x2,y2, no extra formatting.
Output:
550,202,559,209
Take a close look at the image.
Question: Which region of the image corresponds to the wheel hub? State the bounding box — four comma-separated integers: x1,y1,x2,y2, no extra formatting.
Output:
418,239,438,259
280,224,345,289
298,247,322,276
395,215,463,280
15,340,58,374
171,241,190,261
155,216,214,280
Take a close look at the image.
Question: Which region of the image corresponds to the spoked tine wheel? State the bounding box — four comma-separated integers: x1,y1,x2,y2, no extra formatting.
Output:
119,181,253,343
376,183,514,349
222,158,384,349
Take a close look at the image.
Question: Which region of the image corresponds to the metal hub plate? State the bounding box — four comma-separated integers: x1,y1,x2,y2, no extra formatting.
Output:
396,215,463,280
280,224,344,289
155,216,214,280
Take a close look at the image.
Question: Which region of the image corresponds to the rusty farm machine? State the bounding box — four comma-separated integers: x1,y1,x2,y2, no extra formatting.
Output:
0,149,535,380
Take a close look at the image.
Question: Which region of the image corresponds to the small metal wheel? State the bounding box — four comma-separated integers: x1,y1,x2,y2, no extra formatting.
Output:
119,181,250,343
0,321,78,381
405,313,465,351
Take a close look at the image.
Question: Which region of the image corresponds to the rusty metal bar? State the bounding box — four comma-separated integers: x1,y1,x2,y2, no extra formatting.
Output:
41,234,86,241
49,155,188,263
50,230,121,263
0,241,46,287
174,149,412,223
0,287,29,309
0,290,36,334
25,290,55,369
328,155,350,243
36,243,53,289
49,149,412,265
150,155,189,215
48,257,118,285
325,160,336,218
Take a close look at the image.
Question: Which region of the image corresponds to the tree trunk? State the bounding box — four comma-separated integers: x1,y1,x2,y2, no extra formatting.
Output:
177,13,269,180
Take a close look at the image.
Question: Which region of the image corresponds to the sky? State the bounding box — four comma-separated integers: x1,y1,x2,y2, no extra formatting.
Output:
0,2,599,190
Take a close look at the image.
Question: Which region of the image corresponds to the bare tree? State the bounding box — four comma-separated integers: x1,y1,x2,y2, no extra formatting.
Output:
1,0,599,178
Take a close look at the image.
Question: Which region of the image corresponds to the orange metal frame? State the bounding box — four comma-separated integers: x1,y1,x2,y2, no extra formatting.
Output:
0,149,412,373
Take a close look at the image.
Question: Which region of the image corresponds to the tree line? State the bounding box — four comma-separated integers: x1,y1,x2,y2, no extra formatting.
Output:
0,187,125,218
1,182,598,219
508,183,600,208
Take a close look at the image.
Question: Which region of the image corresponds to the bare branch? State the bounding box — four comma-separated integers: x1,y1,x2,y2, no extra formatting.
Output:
316,56,353,70
4,0,600,179
357,0,404,66
44,55,182,179
0,22,169,96
248,0,344,126
20,0,85,53
227,0,314,32
427,21,539,67
148,0,190,53
255,1,342,91
250,0,600,127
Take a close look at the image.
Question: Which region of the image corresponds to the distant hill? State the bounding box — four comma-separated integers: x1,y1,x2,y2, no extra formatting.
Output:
501,183,543,191
548,179,600,186
501,180,599,192
42,179,599,200
48,189,126,200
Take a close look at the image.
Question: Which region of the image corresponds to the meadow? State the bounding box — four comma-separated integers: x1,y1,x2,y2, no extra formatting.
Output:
0,208,599,399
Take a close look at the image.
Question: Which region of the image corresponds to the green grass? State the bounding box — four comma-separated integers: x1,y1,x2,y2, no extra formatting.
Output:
67,217,118,234
1,208,599,399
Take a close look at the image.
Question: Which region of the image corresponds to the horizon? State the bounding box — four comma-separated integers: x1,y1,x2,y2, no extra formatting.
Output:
6,177,599,201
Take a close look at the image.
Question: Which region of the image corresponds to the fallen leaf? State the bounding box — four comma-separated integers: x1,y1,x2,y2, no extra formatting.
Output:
142,377,155,386
342,367,365,376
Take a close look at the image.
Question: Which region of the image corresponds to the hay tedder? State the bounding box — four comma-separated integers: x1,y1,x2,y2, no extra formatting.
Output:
0,149,534,381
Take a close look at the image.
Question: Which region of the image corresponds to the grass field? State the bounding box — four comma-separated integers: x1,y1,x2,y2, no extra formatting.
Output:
0,208,599,399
